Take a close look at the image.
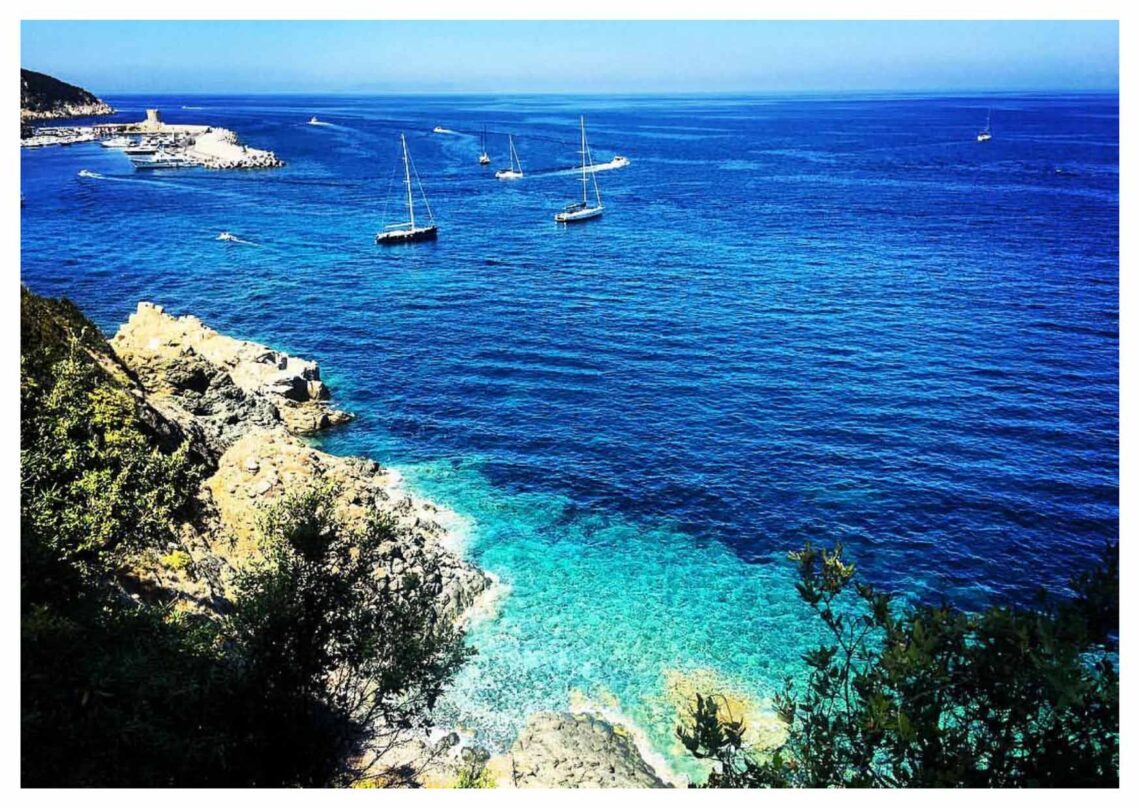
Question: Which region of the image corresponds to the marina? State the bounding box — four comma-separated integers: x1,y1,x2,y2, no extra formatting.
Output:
21,107,283,169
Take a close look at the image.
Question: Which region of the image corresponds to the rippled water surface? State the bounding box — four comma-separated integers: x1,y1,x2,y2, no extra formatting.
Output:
21,93,1119,771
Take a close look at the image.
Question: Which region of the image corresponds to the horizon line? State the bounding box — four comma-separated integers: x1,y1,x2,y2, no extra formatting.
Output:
92,87,1121,98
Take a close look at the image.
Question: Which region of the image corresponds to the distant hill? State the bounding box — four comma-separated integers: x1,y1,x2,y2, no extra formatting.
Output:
21,68,113,122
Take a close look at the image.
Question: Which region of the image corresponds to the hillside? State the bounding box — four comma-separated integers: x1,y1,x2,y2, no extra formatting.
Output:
20,68,113,122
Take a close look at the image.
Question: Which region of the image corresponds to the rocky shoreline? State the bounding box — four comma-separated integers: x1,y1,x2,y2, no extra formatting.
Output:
21,68,114,123
104,301,669,787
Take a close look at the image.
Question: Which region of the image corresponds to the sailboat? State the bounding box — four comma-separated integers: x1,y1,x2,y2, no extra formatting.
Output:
376,134,438,245
555,116,604,223
495,135,524,180
977,109,993,142
479,125,491,166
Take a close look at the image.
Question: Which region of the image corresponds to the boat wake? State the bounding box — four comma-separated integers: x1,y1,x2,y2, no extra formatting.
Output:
543,156,630,177
215,231,259,246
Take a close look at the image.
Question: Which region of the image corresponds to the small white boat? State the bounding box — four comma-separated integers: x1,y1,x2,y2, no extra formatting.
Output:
310,116,320,125
433,126,448,134
495,135,524,180
77,169,101,179
376,134,438,245
555,116,604,223
977,108,993,142
217,231,238,242
100,136,132,149
479,125,491,165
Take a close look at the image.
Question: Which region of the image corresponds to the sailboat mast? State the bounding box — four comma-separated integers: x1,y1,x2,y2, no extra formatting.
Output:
401,134,415,229
580,116,588,204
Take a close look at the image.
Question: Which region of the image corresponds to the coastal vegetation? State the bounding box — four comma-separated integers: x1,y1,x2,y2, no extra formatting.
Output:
20,68,113,122
20,288,468,786
678,541,1119,788
19,288,1119,788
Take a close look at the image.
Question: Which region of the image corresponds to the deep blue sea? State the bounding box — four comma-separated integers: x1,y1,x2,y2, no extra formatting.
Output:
21,93,1119,772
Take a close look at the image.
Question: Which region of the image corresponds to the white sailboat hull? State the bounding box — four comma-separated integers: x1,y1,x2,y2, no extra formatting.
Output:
555,204,604,223
495,170,524,180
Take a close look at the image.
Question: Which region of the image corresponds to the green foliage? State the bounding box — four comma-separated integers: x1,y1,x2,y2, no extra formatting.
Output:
454,747,496,788
20,289,468,787
679,542,1119,788
22,345,196,561
224,484,472,786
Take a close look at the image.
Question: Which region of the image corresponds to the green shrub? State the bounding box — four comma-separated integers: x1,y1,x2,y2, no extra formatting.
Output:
679,542,1119,788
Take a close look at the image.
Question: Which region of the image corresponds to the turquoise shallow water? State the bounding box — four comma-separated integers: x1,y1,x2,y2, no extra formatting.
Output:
393,457,817,775
21,92,1118,772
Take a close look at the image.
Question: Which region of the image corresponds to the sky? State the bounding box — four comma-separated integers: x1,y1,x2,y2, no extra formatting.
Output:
20,20,1120,95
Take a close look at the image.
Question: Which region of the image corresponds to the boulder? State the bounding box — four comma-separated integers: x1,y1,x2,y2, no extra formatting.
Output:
506,713,667,788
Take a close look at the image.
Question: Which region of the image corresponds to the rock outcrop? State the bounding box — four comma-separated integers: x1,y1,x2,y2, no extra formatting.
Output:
112,302,352,453
502,713,668,788
21,68,114,122
110,301,490,625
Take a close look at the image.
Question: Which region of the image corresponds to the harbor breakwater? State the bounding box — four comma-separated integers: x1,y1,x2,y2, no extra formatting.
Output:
22,108,283,169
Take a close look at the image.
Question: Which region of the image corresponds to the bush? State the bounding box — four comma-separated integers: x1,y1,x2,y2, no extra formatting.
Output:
20,290,469,786
678,542,1119,788
223,484,472,786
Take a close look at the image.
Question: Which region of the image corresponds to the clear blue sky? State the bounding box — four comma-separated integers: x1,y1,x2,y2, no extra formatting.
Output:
21,20,1119,95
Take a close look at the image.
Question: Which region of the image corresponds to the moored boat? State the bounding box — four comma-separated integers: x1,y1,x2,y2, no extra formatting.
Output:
130,148,193,170
479,125,491,165
376,134,439,245
555,116,604,223
977,108,993,142
495,135,524,180
123,141,157,156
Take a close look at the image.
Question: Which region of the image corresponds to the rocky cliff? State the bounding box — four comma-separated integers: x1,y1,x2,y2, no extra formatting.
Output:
108,302,490,626
24,291,669,788
21,68,114,122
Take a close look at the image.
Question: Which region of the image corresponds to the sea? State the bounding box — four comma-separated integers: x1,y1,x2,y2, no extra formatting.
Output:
20,92,1119,775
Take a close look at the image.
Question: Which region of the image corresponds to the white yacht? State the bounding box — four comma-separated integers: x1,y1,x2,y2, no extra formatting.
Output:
100,136,132,149
123,141,157,156
376,134,438,245
555,116,604,223
130,148,193,170
495,135,524,180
